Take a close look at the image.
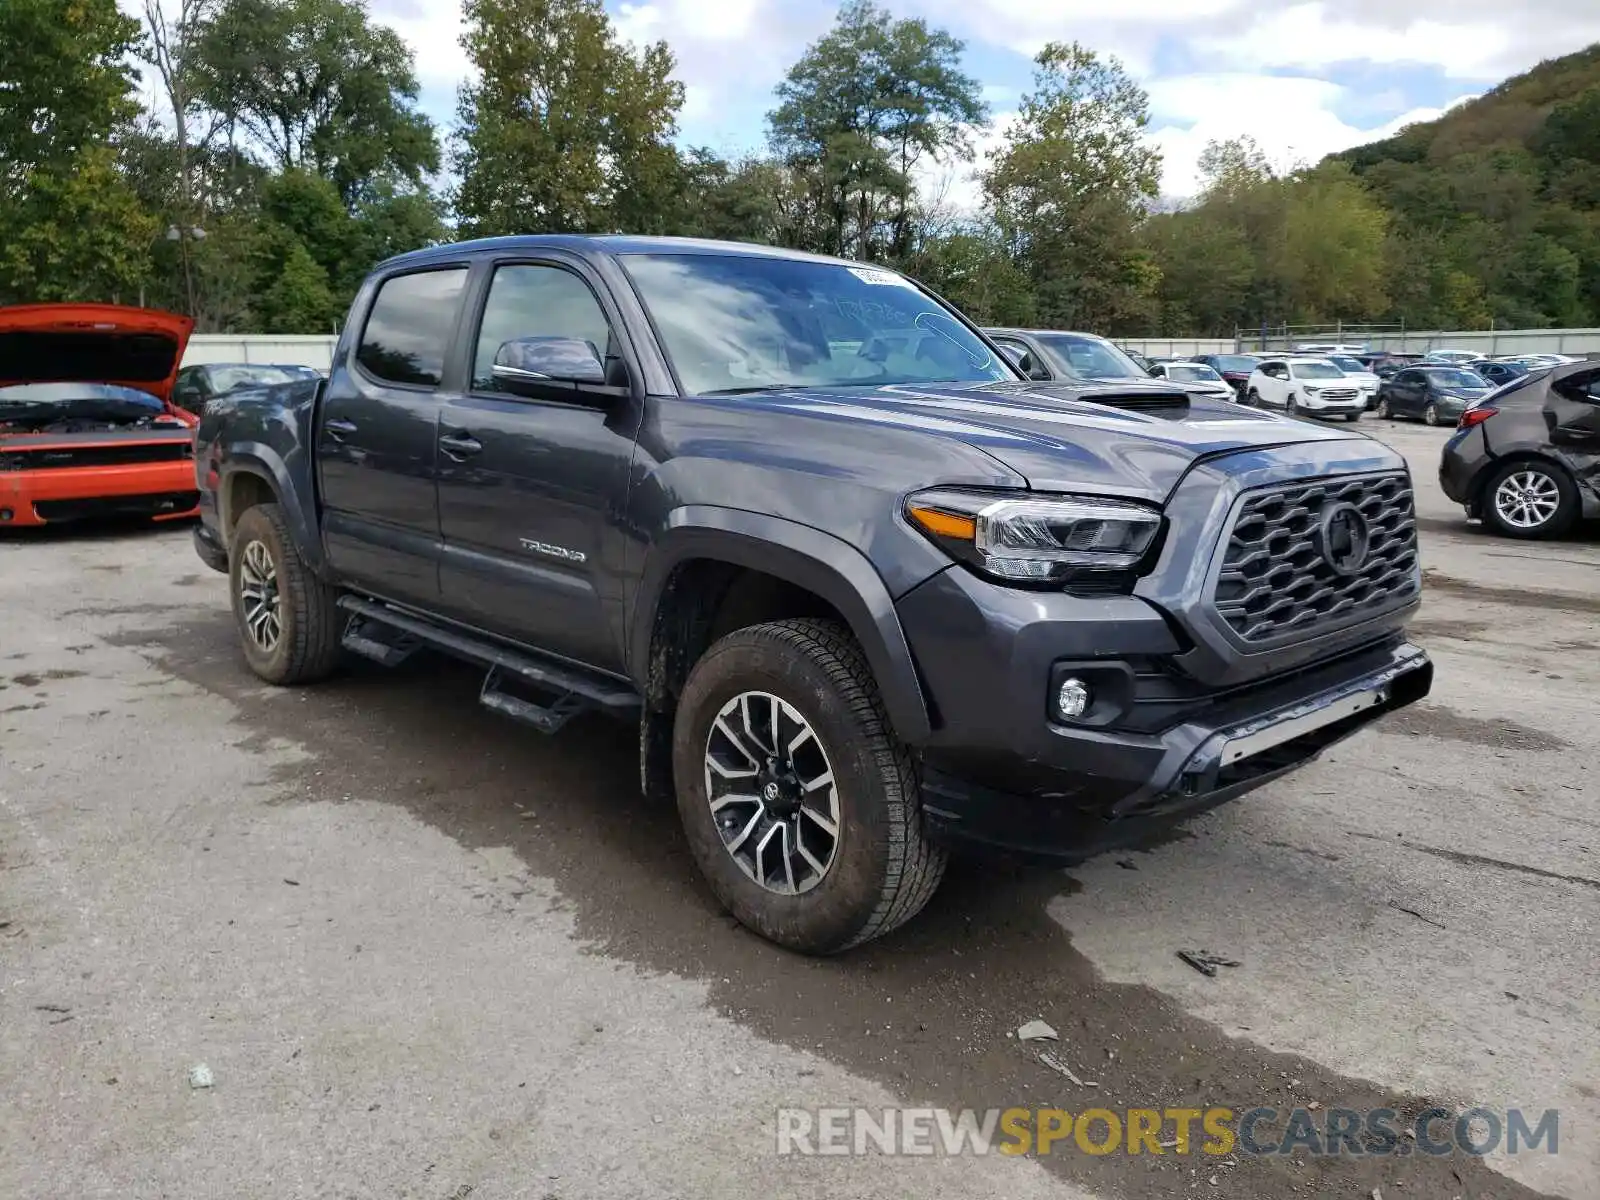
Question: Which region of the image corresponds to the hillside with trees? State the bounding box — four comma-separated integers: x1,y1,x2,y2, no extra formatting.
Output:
1,0,1596,338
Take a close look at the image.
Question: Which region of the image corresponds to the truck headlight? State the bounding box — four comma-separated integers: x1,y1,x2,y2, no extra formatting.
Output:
905,489,1163,586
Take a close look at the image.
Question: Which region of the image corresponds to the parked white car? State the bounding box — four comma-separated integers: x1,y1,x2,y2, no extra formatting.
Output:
1423,349,1480,364
1328,354,1381,402
1243,357,1365,421
1146,360,1235,400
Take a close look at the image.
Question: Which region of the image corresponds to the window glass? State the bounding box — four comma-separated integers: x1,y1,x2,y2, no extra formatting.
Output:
619,252,1009,395
1035,334,1146,380
472,265,613,391
1168,364,1221,382
357,268,468,387
1292,361,1344,379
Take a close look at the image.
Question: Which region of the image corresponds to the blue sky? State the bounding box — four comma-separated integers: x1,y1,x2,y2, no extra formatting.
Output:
137,0,1600,200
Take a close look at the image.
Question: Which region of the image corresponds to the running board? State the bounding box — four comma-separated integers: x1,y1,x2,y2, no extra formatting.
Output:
341,615,421,667
336,596,641,733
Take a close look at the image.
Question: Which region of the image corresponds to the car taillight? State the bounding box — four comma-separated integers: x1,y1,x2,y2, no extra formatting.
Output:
1458,407,1495,430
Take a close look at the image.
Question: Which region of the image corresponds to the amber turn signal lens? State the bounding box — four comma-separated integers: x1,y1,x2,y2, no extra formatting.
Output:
907,504,977,541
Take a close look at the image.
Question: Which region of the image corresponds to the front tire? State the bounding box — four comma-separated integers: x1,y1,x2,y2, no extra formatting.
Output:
1423,403,1441,427
228,503,343,684
1481,461,1579,540
1344,412,1362,422
1375,396,1392,419
1285,395,1298,417
672,618,946,954
1244,388,1259,406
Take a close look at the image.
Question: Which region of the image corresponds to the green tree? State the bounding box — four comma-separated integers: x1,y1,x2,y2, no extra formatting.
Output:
0,0,142,176
194,0,439,208
1274,163,1390,323
983,42,1162,332
0,0,150,304
452,0,684,236
768,0,986,260
0,146,157,304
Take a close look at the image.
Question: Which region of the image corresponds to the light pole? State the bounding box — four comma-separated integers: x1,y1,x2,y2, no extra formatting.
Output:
139,224,206,311
169,223,205,318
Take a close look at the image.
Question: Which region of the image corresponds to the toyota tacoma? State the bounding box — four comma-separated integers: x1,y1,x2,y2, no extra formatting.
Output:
191,236,1433,954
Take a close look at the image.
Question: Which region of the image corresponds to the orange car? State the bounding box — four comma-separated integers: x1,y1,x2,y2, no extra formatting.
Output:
0,304,200,528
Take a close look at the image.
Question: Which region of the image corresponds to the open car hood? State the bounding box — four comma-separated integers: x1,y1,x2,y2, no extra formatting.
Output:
0,304,194,404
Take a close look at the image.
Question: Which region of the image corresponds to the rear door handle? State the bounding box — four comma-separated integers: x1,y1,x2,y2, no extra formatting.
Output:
439,431,483,460
324,418,358,442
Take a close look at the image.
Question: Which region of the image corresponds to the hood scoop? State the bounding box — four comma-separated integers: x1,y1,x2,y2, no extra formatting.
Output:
1042,384,1192,412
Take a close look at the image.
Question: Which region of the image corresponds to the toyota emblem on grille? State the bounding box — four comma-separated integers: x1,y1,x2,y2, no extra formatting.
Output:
1319,502,1371,575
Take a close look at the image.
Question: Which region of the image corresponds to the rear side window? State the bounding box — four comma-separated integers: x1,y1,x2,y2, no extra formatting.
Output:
358,268,468,387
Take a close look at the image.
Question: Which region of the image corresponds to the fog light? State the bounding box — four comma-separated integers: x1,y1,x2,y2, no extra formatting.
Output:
1056,677,1092,720
0,508,12,522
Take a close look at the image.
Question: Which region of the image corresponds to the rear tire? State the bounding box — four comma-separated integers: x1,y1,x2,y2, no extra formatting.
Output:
1481,461,1579,540
228,503,343,684
672,618,946,954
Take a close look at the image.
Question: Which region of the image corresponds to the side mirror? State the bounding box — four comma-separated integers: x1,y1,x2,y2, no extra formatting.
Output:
492,336,614,402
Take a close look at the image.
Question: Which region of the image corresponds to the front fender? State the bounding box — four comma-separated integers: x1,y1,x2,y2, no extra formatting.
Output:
630,506,933,743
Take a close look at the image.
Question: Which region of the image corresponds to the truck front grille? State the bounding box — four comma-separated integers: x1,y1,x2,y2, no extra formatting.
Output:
1312,388,1359,402
1211,472,1418,644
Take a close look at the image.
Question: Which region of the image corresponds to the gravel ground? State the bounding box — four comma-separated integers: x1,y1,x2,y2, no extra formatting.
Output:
1,417,1596,1200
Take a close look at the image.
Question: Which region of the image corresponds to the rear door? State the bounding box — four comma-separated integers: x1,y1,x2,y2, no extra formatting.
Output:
318,264,470,605
435,254,644,673
1390,369,1424,415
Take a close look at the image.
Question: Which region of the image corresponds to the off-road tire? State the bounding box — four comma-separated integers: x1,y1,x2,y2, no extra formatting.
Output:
229,503,343,684
672,618,946,954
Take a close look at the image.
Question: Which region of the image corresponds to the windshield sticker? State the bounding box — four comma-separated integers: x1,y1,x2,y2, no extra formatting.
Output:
847,266,913,288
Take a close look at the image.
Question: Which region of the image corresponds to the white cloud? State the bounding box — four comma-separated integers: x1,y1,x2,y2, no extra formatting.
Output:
1145,73,1476,197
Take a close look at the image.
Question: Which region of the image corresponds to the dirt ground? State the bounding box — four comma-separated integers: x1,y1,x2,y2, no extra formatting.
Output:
2,418,1596,1199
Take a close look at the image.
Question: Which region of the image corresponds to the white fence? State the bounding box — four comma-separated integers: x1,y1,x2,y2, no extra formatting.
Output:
1366,328,1600,357
1116,337,1235,356
182,334,339,369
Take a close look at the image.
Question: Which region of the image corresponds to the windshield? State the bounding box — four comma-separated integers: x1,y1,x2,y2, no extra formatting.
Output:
1211,355,1259,373
1035,334,1147,379
618,253,1010,394
1293,362,1345,379
1330,356,1366,372
1424,368,1489,389
1166,364,1222,382
210,365,299,392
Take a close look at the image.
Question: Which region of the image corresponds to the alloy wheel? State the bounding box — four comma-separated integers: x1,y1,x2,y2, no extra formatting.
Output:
238,539,283,652
1424,403,1440,427
1493,469,1561,531
703,690,839,896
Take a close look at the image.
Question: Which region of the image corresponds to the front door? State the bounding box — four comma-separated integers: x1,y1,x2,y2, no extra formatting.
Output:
1550,366,1600,497
318,265,469,605
436,258,643,673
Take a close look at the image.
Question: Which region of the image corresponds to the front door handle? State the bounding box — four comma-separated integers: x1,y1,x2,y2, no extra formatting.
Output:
325,417,358,442
439,431,483,460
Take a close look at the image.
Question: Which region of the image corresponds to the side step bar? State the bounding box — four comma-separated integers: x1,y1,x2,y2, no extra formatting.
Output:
337,596,640,734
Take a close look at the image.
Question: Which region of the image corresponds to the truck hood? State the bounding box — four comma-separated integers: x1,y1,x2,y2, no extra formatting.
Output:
736,380,1373,502
0,304,194,404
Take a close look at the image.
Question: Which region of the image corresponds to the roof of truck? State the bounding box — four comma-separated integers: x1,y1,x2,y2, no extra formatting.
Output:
378,234,864,271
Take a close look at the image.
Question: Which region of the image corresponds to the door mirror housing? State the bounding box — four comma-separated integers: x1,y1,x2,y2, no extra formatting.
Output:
491,337,622,404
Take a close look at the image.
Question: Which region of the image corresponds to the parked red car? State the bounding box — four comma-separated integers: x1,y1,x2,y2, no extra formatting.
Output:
0,304,199,527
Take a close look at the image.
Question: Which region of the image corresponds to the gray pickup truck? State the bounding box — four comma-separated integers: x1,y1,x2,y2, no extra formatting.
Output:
191,235,1432,953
